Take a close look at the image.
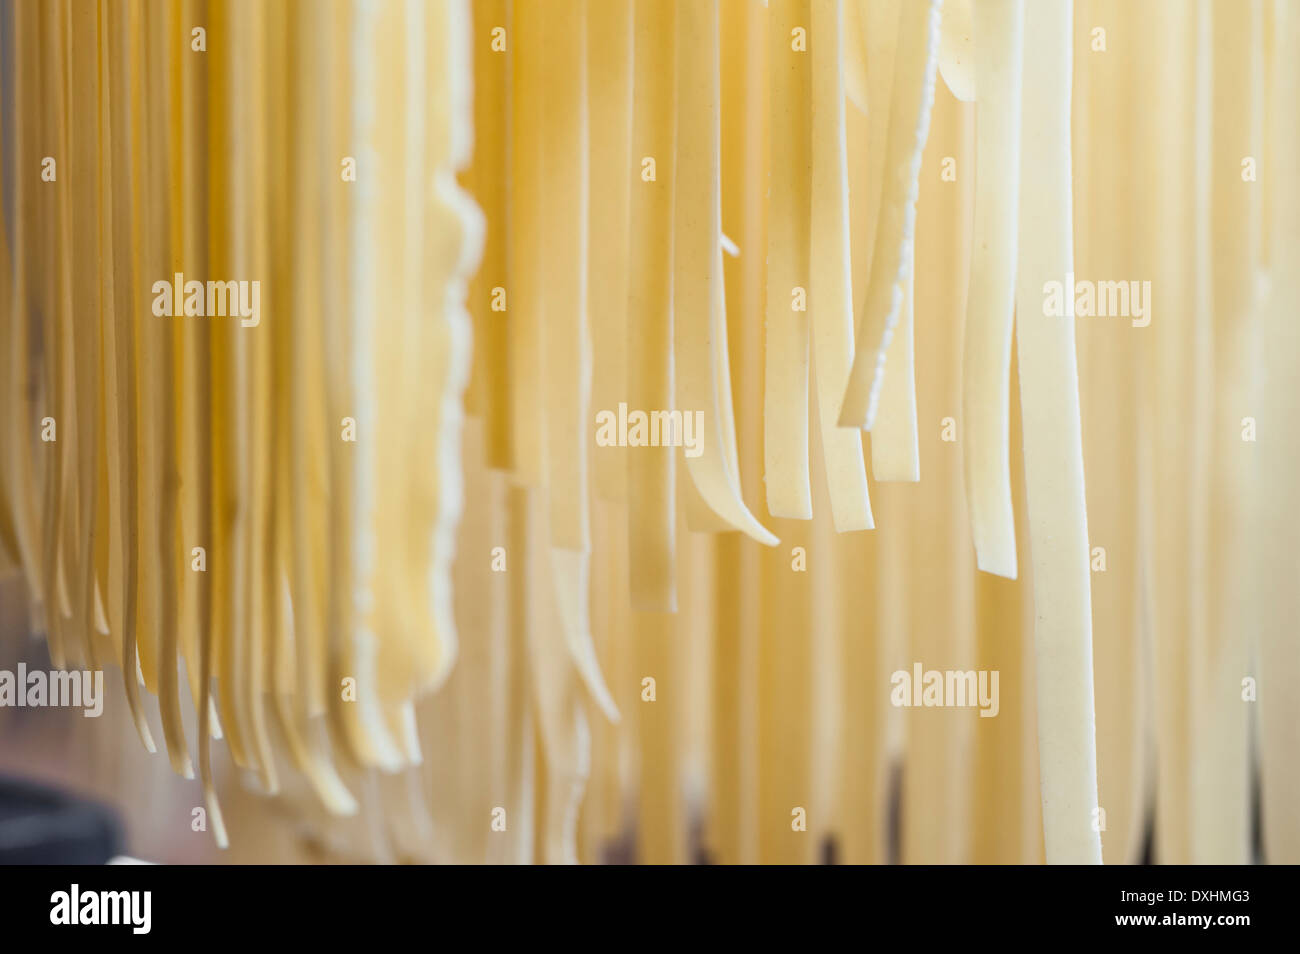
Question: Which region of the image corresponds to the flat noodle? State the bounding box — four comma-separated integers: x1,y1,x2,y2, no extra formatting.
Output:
675,0,777,548
1014,0,1101,865
809,0,873,527
181,0,226,848
472,1,512,471
1136,0,1196,864
764,0,813,521
337,0,407,773
1193,0,1261,865
627,0,678,612
588,0,634,502
708,0,766,865
234,0,277,791
542,1,591,553
69,0,100,668
36,2,71,666
94,2,122,669
864,1,920,484
1257,0,1300,865
958,0,1020,580
1,0,1295,868
322,0,365,771
425,0,480,695
3,3,44,616
207,0,254,775
507,1,546,486
1184,0,1217,868
120,0,177,766
838,0,940,432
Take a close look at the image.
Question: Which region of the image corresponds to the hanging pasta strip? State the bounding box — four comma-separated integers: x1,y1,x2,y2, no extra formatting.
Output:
207,0,255,775
627,0,678,612
507,0,546,486
91,2,120,668
675,0,776,548
1256,0,1300,864
321,0,359,769
367,0,422,712
1183,0,1217,869
906,80,983,863
276,0,358,804
858,1,928,483
588,0,634,503
151,0,215,743
83,0,113,667
275,0,374,805
1013,0,1101,865
706,0,766,865
422,0,480,695
1135,0,1195,864
466,1,511,470
458,2,495,424
2,3,44,615
46,1,76,663
334,0,406,773
538,0,618,751
179,0,226,848
838,0,940,433
763,0,813,521
541,0,590,554
116,0,173,762
957,0,1021,580
236,0,277,793
0,62,14,567
1193,0,1262,865
856,0,915,485
808,0,873,527
36,1,67,666
69,0,102,667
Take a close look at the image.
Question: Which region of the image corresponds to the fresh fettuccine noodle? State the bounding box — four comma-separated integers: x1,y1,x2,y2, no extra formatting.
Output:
0,0,1294,870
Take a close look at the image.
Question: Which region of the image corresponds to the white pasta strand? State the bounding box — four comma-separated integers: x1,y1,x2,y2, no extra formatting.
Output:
0,0,1294,871
1257,0,1300,865
764,0,814,521
809,0,873,528
838,0,940,432
1014,0,1102,865
959,0,1021,580
675,0,777,548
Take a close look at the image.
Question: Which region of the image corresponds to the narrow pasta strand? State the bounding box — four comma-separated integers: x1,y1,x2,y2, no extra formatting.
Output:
838,0,940,432
959,0,1021,580
507,1,546,486
809,0,873,527
1193,0,1262,865
675,0,777,548
1257,0,1300,865
588,0,634,503
764,0,813,521
180,0,226,848
627,0,678,612
1014,0,1101,865
463,0,510,470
